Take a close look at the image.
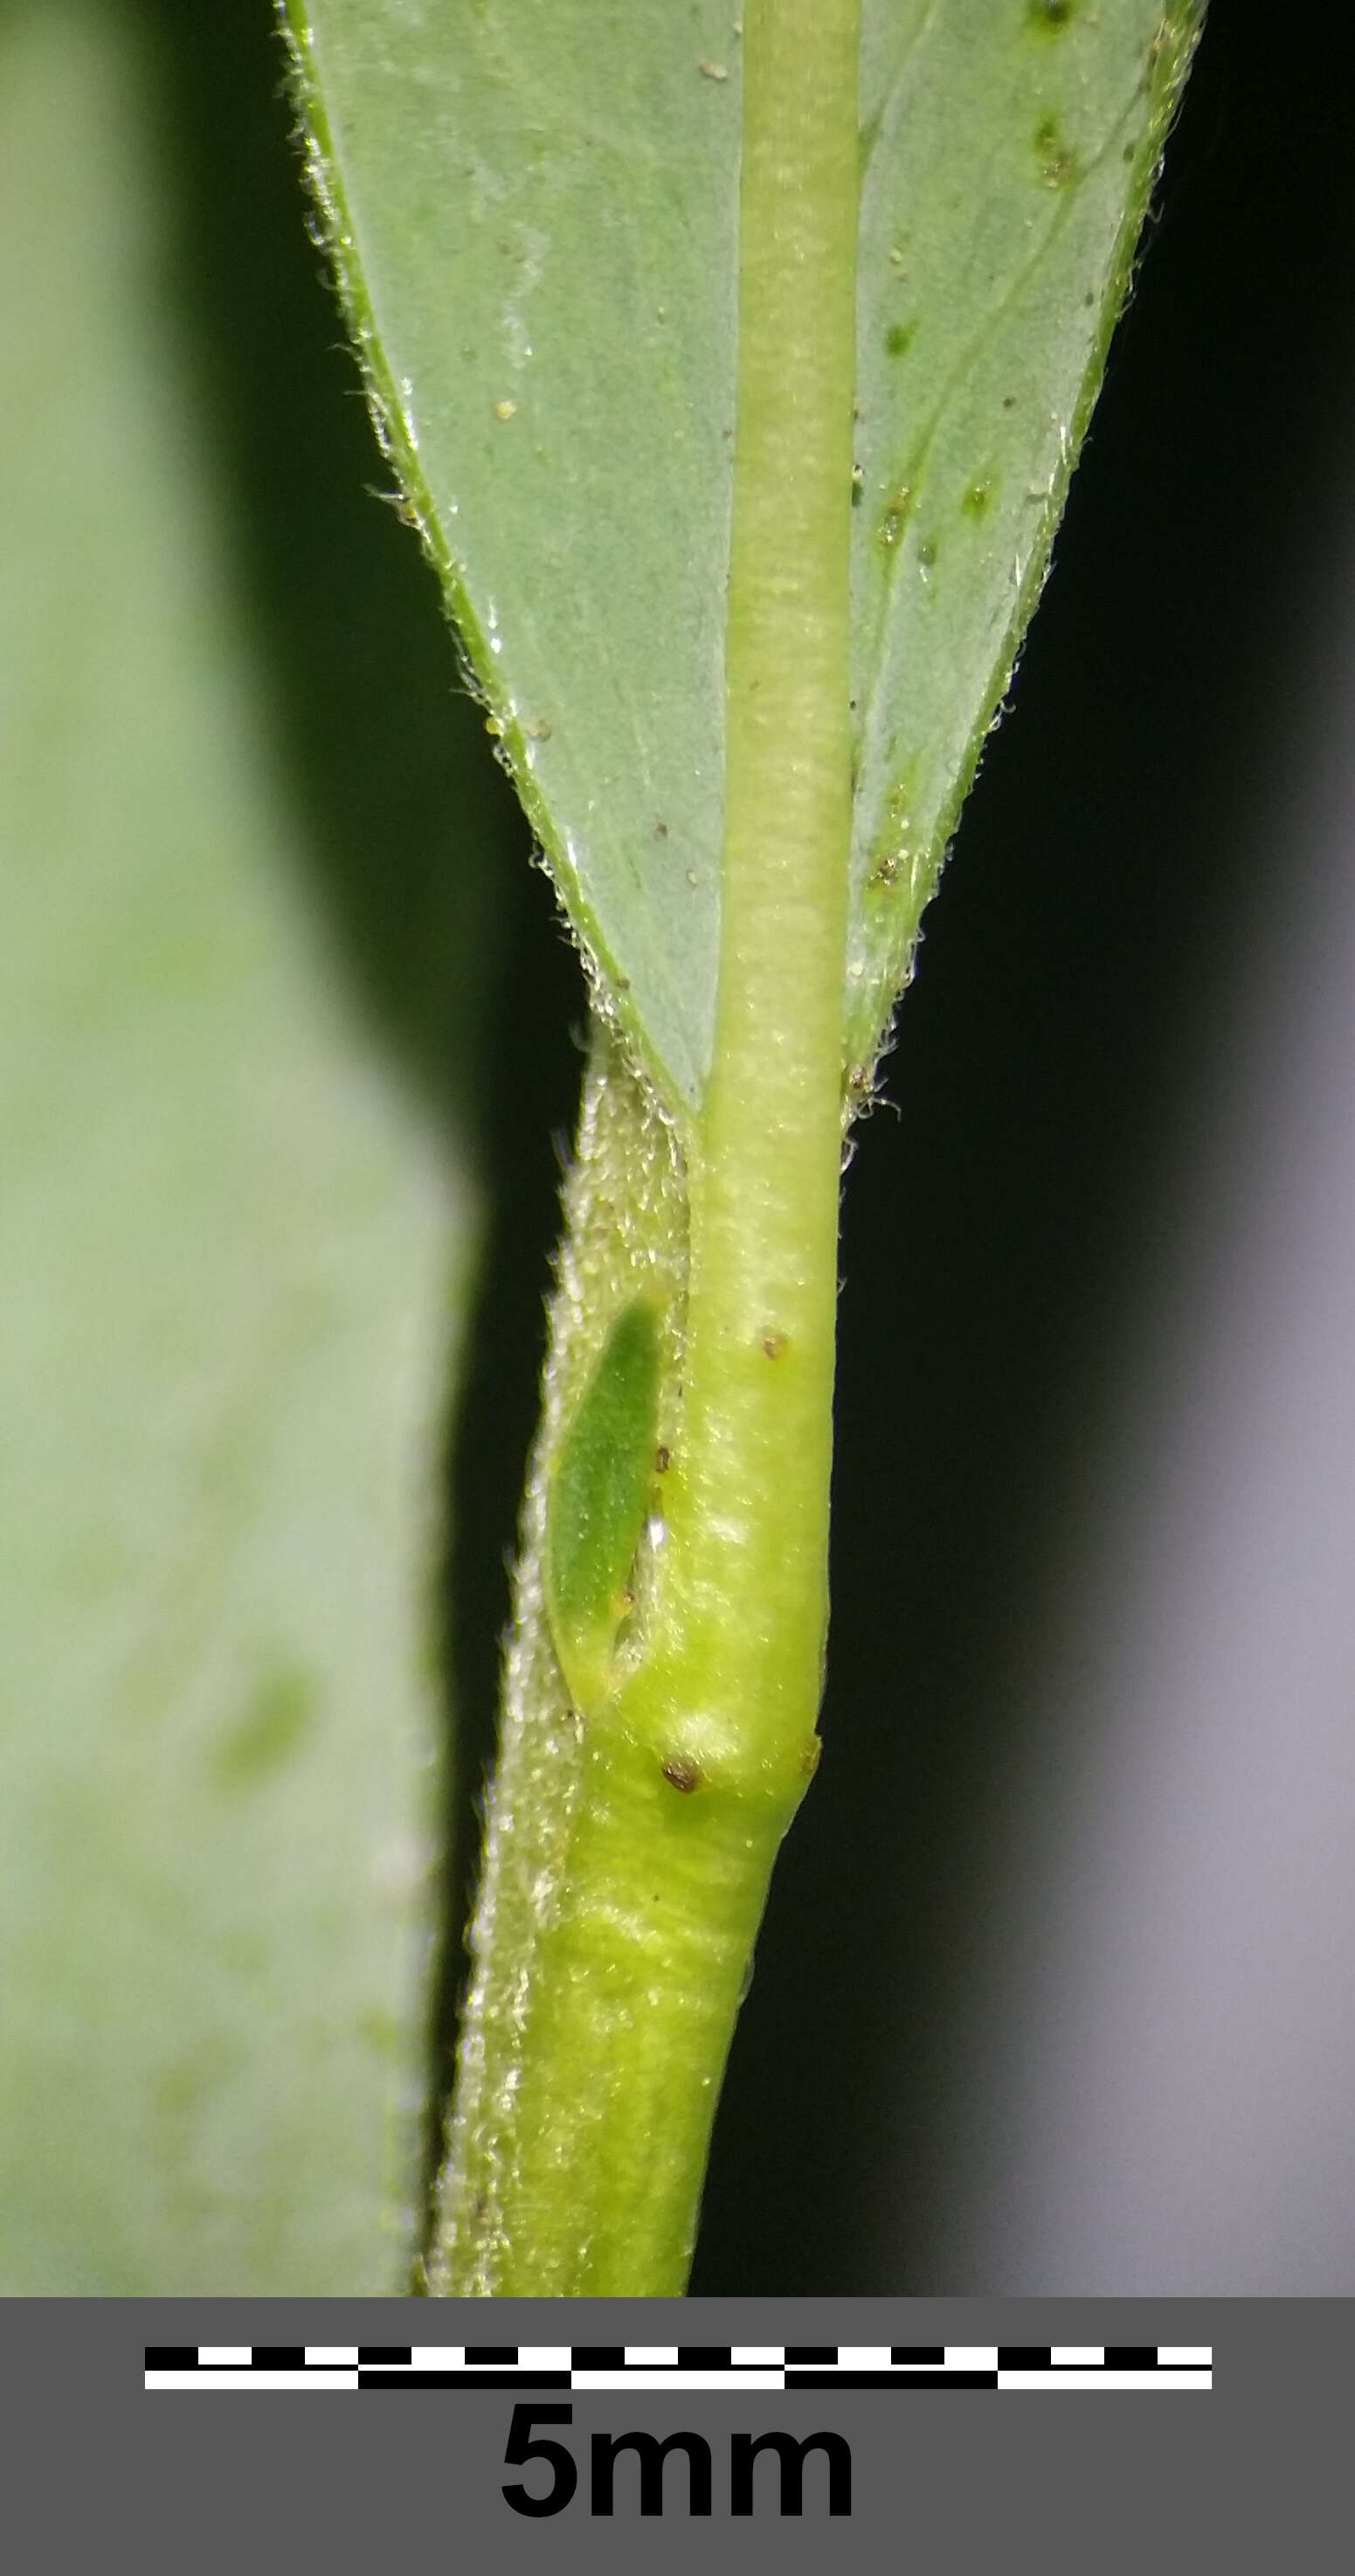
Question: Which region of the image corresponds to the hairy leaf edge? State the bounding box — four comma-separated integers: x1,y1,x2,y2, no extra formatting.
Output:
847,0,1208,1089
280,2,1205,1126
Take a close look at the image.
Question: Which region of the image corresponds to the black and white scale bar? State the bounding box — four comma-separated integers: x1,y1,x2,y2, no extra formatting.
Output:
145,2344,1211,2394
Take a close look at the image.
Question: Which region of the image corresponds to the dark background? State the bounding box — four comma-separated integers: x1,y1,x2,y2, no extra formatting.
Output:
135,0,1354,2293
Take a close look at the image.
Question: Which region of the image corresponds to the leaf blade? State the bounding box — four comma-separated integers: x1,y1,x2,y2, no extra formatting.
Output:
286,0,743,1110
847,0,1205,1070
0,0,483,2292
288,0,1203,1114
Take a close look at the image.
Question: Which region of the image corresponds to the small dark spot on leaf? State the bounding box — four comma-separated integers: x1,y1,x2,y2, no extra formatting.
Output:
662,1755,702,1793
917,534,938,569
654,1445,671,1472
1002,393,1016,408
961,476,996,520
760,1329,789,1359
878,482,914,551
1027,0,1076,29
358,2006,401,2060
213,1668,319,1790
653,819,668,837
1034,112,1078,189
884,318,917,359
800,1735,822,1780
851,464,865,505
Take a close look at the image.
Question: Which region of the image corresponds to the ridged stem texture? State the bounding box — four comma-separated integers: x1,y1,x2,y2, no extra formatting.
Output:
431,0,860,2295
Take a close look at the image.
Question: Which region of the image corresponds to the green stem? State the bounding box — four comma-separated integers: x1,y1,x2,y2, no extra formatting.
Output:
430,0,859,2296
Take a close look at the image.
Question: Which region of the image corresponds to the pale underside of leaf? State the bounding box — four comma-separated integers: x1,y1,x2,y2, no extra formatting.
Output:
285,0,741,1111
286,0,1202,1118
848,0,1203,1073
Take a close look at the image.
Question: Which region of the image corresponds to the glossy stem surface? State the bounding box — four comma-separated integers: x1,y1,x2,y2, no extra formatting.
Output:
432,0,858,2294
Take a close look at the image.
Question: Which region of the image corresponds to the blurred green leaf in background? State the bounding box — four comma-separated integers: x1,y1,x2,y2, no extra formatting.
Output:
0,0,523,2291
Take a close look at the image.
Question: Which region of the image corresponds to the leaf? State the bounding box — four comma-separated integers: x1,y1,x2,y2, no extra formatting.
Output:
0,0,489,2290
285,0,741,1112
286,0,1201,1113
847,0,1202,1071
